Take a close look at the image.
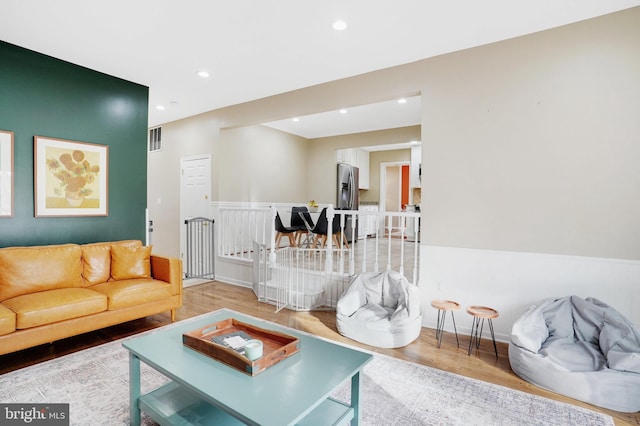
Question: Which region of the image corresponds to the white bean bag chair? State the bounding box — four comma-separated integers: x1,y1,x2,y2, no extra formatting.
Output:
336,270,422,348
509,295,640,413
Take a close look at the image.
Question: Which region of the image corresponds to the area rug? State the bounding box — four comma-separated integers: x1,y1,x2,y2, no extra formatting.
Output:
0,315,613,426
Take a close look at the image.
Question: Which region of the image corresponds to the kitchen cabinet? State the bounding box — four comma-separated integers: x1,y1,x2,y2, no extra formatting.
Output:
357,149,369,189
337,148,369,189
336,148,354,165
410,145,421,188
358,204,379,238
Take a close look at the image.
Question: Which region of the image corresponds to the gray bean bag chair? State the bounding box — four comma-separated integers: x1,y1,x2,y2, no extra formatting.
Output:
336,270,422,348
509,296,640,412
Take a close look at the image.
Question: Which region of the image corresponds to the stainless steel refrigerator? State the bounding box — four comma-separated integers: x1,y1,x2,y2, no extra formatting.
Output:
337,163,359,240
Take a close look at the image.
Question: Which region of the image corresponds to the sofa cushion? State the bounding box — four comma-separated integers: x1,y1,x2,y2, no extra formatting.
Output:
0,244,84,301
90,279,172,310
0,304,16,336
82,240,142,285
110,245,152,280
3,288,107,329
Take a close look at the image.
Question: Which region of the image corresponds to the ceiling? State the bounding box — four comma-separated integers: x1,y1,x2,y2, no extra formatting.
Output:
263,96,422,139
1,1,638,132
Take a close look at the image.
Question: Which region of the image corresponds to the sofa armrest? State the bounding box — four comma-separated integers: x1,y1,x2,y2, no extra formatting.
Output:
150,255,183,296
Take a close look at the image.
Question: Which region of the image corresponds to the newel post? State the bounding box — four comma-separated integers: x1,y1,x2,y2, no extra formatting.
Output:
326,205,334,274
269,205,277,264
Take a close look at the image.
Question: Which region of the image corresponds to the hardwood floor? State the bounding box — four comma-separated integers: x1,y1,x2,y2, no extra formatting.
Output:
1,281,637,425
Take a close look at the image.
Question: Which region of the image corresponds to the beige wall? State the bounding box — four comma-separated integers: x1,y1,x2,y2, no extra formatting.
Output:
420,7,640,260
147,113,220,257
219,125,308,203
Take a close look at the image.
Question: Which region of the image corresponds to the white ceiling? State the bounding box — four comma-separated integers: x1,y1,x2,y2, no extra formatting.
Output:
1,1,638,131
263,96,422,139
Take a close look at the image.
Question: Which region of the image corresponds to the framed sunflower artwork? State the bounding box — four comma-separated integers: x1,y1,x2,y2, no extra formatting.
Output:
34,136,108,217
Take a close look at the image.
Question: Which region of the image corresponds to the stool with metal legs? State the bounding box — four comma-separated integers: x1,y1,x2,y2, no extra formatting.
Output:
466,305,499,358
430,300,460,348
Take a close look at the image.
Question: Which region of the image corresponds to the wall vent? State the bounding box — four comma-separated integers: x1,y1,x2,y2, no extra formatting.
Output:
149,127,162,152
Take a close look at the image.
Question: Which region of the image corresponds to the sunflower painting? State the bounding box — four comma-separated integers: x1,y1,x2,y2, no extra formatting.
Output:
35,136,108,217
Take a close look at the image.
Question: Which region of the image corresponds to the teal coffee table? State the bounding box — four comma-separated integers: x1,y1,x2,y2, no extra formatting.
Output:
123,309,373,425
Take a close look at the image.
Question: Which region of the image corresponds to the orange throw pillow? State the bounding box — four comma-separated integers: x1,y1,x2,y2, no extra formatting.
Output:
82,244,111,285
110,245,152,280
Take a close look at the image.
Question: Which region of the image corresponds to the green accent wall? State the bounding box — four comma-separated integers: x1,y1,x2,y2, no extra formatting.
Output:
0,41,149,247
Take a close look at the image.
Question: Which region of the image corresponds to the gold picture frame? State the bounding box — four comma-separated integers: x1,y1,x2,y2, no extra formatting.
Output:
34,136,108,217
0,130,14,217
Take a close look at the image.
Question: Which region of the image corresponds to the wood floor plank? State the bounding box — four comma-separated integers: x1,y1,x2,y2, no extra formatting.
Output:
0,280,637,425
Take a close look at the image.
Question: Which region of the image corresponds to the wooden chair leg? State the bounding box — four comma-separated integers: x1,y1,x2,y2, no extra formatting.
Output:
332,233,350,249
342,233,350,249
287,233,296,247
275,232,283,248
303,231,310,246
296,231,308,247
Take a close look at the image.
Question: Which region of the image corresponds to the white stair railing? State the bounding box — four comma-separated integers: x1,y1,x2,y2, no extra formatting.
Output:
214,202,420,311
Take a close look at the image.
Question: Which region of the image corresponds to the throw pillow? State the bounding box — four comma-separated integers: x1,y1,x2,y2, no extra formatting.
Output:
110,245,152,280
81,243,112,285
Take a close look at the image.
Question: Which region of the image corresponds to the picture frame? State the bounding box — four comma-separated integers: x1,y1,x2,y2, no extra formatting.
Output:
34,136,108,217
0,130,14,217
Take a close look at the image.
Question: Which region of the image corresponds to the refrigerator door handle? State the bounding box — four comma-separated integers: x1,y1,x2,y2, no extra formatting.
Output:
349,169,355,210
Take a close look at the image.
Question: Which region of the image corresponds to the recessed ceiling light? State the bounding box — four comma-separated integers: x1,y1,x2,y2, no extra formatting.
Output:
292,117,300,122
197,70,210,78
156,105,165,110
339,108,348,114
333,20,347,31
398,98,407,104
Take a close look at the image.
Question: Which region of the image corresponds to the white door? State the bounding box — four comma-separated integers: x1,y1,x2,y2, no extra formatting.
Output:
181,155,211,220
180,155,212,283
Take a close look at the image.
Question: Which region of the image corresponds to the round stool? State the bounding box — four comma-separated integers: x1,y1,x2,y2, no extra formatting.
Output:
466,306,499,358
431,300,460,348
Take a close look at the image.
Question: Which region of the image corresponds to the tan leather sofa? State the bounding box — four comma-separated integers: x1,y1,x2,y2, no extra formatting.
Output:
0,240,182,355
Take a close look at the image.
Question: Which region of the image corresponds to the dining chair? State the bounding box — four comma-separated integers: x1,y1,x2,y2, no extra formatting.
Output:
275,211,297,248
311,208,350,249
291,206,315,247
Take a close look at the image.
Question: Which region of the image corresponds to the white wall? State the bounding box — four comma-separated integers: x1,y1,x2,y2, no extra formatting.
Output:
420,246,640,341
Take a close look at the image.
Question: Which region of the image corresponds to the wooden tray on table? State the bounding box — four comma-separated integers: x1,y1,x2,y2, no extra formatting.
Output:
182,317,300,376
